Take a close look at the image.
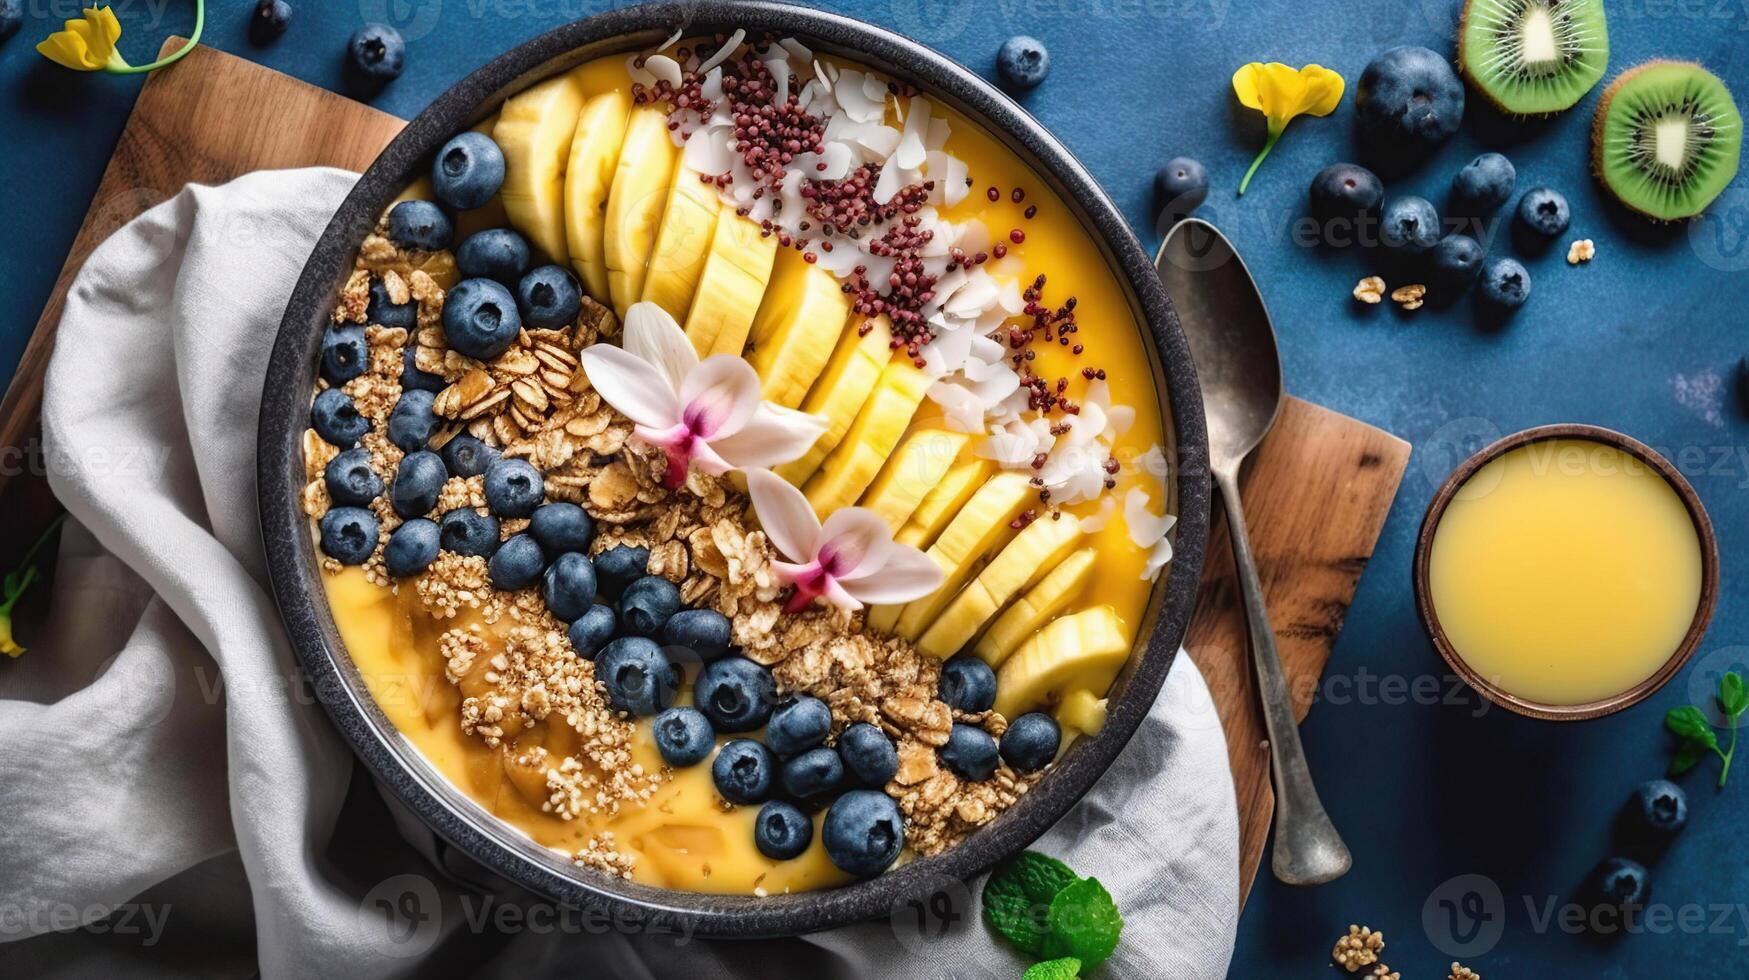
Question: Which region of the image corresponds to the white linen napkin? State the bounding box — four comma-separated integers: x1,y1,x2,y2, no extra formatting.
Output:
0,168,1239,978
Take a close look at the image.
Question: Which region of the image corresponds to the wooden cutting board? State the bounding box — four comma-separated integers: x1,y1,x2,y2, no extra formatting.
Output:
0,42,1410,905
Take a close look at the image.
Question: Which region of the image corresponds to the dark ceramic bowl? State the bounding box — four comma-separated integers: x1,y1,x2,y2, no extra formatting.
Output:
258,0,1209,938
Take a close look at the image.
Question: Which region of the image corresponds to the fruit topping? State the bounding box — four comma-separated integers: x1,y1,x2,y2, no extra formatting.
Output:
618,574,681,637
1450,152,1517,213
1479,256,1532,309
390,450,447,517
432,132,506,211
822,789,904,876
755,800,813,860
695,656,777,733
384,518,440,578
1154,157,1210,218
566,604,618,659
653,706,715,767
596,636,680,716
1000,712,1062,773
319,507,379,565
997,36,1051,90
542,552,598,622
386,199,452,251
1460,0,1608,115
712,738,776,804
1356,46,1465,153
1516,185,1571,236
1592,60,1740,221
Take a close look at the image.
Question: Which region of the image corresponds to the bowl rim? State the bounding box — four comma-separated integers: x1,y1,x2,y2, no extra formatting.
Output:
1412,422,1719,722
257,0,1210,938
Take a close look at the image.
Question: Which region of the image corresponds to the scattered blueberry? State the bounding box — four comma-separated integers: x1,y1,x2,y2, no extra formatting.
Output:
529,502,594,555
755,800,813,861
1354,46,1465,150
455,228,531,287
384,518,441,577
595,636,679,716
939,656,998,713
837,723,898,788
781,746,846,804
391,451,447,517
543,552,598,622
1428,234,1485,292
940,724,999,781
567,604,617,659
387,389,438,453
483,457,543,518
661,608,733,661
695,656,777,733
1309,162,1384,222
0,0,22,42
1380,196,1443,256
1629,779,1688,837
366,277,416,329
488,534,545,590
439,508,500,558
1451,152,1517,213
996,35,1050,90
438,434,498,479
249,0,292,45
1592,856,1650,907
517,265,583,330
324,448,383,506
386,200,452,252
822,790,904,876
765,696,832,758
310,388,369,448
999,712,1061,772
320,325,369,384
619,575,681,637
347,23,405,84
653,706,715,768
401,347,446,393
1154,157,1209,217
441,277,521,361
432,132,505,211
712,738,776,804
594,544,650,600
1479,257,1532,310
319,506,379,565
1517,186,1571,237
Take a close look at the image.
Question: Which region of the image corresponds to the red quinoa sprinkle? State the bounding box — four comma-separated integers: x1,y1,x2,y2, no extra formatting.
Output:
1010,228,1026,245
987,186,1001,202
1011,187,1026,203
992,243,1008,259
1024,204,1038,220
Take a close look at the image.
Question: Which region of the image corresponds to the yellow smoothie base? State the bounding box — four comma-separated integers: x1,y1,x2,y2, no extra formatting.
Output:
1427,439,1702,707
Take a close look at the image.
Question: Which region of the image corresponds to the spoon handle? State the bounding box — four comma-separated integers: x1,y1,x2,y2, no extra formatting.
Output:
1213,464,1352,886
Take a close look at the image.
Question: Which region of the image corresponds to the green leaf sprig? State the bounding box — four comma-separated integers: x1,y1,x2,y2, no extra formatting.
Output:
984,851,1124,977
1665,671,1749,788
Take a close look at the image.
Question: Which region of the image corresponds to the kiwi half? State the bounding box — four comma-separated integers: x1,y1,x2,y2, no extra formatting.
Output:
1593,61,1742,222
1459,0,1609,115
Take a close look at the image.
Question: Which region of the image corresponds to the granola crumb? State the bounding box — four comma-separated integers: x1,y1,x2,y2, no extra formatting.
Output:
1332,924,1384,972
1567,238,1595,265
1448,964,1479,980
1367,966,1400,980
1353,276,1386,304
573,832,636,880
1390,283,1427,311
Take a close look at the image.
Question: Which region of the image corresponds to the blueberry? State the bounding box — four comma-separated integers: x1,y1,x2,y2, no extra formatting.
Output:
319,506,379,565
1309,162,1384,222
249,0,292,45
483,458,543,518
529,502,594,555
384,518,440,577
1479,257,1532,310
1380,196,1442,256
366,277,416,329
390,451,447,517
594,544,650,600
324,448,383,506
619,575,681,637
781,746,845,804
1629,779,1688,837
320,325,369,384
517,265,583,330
1428,234,1485,291
653,706,715,767
567,604,617,658
1517,186,1571,237
1451,152,1516,213
938,656,997,713
939,724,999,781
996,36,1049,90
387,389,438,452
695,656,777,733
432,132,505,211
438,434,498,479
1593,856,1650,907
0,0,22,42
439,508,500,557
347,23,405,83
488,534,545,590
999,712,1061,772
837,723,898,788
660,608,732,660
1354,46,1464,149
400,347,446,393
595,636,679,716
765,696,832,758
442,278,521,361
386,200,451,252
542,552,598,622
712,738,776,804
1153,157,1209,217
310,388,369,448
822,790,904,876
455,228,531,287
755,800,814,861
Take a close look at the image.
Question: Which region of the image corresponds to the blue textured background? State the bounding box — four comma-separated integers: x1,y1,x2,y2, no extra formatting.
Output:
3,1,1748,975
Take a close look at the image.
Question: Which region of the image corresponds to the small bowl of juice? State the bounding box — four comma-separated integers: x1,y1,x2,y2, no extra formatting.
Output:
1414,424,1719,721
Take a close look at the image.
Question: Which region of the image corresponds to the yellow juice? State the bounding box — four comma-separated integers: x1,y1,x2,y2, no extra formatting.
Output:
1427,438,1703,707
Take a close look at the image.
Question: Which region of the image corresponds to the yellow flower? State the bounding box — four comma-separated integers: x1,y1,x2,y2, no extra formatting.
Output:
0,613,22,659
1232,62,1345,195
35,2,206,76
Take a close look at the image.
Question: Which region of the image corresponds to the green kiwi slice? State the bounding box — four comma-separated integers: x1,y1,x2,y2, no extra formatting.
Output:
1460,0,1609,115
1593,60,1742,222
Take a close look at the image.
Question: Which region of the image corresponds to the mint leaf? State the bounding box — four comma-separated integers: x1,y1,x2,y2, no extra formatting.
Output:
1721,673,1749,719
1041,877,1123,970
1671,739,1707,775
1667,706,1718,747
1023,957,1081,980
984,852,1078,955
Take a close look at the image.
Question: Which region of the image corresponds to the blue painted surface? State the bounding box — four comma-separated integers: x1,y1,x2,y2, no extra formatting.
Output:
2,1,1747,974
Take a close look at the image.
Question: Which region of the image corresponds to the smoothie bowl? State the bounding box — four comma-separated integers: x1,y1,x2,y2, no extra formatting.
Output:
258,1,1209,936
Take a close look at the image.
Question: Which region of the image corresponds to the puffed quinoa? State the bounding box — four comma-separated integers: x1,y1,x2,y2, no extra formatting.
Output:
1390,283,1427,311
1332,924,1385,971
1353,275,1387,304
1448,964,1480,980
1367,966,1399,980
1567,238,1595,265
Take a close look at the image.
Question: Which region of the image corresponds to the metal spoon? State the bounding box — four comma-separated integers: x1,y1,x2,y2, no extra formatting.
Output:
1155,218,1351,886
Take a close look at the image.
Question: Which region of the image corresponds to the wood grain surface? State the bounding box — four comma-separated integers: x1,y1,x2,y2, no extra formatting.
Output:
0,44,1410,906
